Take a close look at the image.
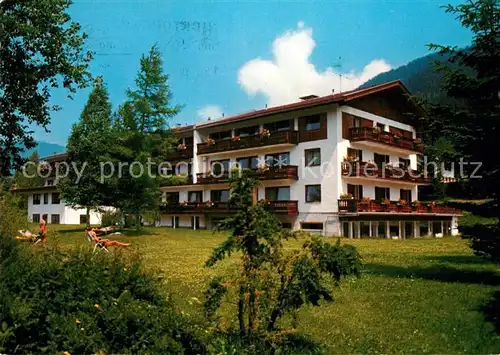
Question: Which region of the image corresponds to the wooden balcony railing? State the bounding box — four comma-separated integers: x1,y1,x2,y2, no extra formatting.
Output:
160,200,298,215
348,127,422,152
159,175,193,187
196,166,299,184
166,145,193,160
197,130,298,155
338,199,460,214
341,161,430,184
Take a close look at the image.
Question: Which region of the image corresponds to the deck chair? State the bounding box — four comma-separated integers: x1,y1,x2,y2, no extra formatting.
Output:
86,231,109,253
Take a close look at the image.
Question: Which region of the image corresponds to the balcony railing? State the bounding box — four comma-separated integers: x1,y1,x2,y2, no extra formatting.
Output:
338,199,460,214
196,166,299,184
166,145,193,160
341,161,430,184
348,127,422,152
197,130,298,155
159,175,193,187
160,200,298,215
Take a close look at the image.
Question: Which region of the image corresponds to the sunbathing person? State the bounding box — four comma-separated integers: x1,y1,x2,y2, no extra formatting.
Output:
15,230,40,242
86,227,131,248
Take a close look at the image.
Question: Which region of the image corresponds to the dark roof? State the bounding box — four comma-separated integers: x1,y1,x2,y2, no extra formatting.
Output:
196,80,415,129
40,152,67,162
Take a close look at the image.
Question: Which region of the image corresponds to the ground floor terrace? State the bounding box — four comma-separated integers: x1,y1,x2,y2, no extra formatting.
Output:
158,205,459,238
339,215,458,239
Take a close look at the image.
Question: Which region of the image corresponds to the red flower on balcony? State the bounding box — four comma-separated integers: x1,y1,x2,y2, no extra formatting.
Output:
206,200,214,208
180,200,188,207
231,135,241,142
206,138,216,146
398,199,407,206
360,197,372,204
177,143,186,150
381,198,390,205
261,129,271,138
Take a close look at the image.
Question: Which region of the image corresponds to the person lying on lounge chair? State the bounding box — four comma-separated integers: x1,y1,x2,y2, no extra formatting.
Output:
14,229,41,242
86,227,131,248
93,225,118,236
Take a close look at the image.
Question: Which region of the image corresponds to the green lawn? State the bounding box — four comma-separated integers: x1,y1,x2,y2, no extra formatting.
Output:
43,225,500,353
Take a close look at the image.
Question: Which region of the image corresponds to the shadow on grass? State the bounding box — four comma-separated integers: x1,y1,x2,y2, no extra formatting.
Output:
481,290,500,333
423,255,489,265
366,263,500,285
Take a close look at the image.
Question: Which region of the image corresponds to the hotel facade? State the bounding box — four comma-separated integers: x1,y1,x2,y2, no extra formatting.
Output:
16,81,460,238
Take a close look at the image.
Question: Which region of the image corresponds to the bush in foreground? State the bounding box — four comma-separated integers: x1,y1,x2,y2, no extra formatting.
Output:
0,236,203,354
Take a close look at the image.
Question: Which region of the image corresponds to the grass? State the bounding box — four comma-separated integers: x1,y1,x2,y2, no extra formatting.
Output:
35,224,500,353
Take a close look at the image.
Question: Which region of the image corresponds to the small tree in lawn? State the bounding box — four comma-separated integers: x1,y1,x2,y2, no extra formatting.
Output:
112,45,181,229
59,77,114,226
204,173,362,346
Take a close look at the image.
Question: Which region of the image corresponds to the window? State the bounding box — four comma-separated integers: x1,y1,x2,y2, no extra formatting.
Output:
375,187,390,201
347,148,363,161
347,184,363,200
189,191,203,202
305,185,321,203
211,189,230,202
46,179,54,186
235,125,259,137
237,156,259,169
43,193,49,205
51,214,60,224
399,158,411,169
33,193,41,205
265,152,290,167
264,119,292,132
32,214,40,223
166,192,180,204
211,159,230,175
400,189,412,202
304,148,321,166
209,130,231,141
305,116,321,131
374,153,389,168
376,123,385,131
80,214,88,225
301,222,323,230
52,192,60,204
265,187,291,201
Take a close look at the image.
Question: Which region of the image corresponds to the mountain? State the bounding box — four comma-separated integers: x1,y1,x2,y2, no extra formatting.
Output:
361,52,451,104
25,141,66,158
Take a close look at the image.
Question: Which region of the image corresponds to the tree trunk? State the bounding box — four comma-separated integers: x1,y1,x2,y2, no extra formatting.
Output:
86,207,90,227
135,209,141,231
238,284,246,336
248,284,256,335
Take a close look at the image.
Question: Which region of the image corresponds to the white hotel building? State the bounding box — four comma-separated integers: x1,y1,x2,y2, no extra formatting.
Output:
16,81,460,237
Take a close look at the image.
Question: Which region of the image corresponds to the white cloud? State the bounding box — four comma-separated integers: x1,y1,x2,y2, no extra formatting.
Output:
197,105,223,121
238,22,392,106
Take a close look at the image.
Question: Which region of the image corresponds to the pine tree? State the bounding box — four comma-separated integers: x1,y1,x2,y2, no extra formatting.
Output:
113,45,181,229
59,77,114,226
420,1,500,259
204,173,362,342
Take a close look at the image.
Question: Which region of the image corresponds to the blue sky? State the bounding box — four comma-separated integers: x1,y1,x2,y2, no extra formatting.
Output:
35,0,472,146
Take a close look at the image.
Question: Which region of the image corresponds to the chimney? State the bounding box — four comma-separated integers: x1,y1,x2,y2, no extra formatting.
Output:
299,94,319,101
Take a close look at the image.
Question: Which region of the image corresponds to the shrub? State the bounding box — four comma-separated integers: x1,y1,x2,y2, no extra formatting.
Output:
0,239,204,354
0,190,28,238
100,210,123,227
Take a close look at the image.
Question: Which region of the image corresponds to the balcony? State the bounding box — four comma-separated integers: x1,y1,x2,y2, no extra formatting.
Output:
196,166,299,184
159,175,193,187
338,199,460,215
341,161,430,185
348,127,422,153
160,200,299,215
197,130,298,155
166,145,193,161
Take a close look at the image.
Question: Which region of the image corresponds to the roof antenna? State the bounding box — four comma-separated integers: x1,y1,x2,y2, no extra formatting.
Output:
265,104,268,109
332,56,352,93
